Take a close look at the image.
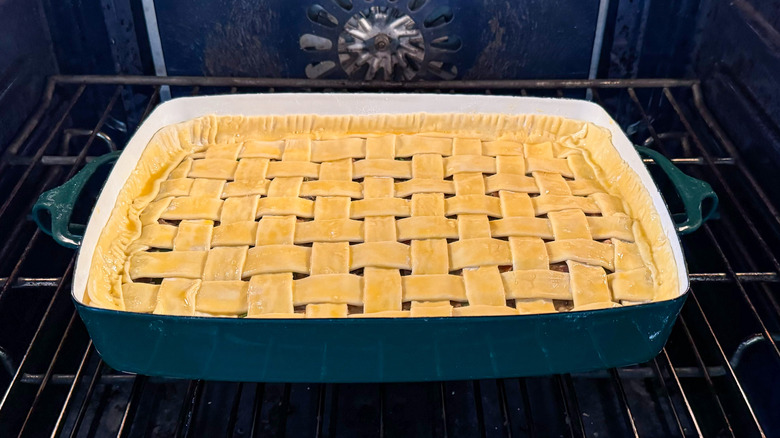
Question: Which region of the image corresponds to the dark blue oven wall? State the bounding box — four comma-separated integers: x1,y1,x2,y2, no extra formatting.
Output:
6,0,780,196
3,0,779,166
152,0,703,81
0,0,708,150
154,0,598,79
0,0,57,150
694,0,780,208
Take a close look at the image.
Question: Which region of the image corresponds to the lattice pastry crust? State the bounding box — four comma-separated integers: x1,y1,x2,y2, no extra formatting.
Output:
87,114,678,318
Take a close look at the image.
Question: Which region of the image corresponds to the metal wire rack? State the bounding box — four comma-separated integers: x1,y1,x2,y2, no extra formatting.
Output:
0,76,778,437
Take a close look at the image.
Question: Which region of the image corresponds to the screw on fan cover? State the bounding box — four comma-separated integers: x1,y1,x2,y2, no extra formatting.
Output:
300,0,461,81
337,6,423,80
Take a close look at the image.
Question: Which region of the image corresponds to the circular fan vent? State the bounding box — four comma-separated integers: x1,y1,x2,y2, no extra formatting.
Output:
300,0,461,80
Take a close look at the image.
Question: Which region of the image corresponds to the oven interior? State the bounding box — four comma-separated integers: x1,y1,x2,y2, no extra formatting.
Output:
1,0,779,436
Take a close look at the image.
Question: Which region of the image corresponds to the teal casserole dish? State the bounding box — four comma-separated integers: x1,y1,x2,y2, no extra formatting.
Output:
33,94,717,382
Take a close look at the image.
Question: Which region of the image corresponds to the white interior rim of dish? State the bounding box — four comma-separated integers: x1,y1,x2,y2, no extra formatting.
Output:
73,93,689,303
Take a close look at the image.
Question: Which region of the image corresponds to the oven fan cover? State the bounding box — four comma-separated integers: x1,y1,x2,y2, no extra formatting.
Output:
300,0,464,80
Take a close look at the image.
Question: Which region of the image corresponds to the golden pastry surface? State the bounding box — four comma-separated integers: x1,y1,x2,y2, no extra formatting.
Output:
87,113,678,318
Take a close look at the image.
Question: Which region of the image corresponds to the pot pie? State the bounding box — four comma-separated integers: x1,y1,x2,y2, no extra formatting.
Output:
86,113,678,318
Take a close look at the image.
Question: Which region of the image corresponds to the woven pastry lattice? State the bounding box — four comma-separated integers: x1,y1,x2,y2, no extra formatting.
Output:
123,135,655,318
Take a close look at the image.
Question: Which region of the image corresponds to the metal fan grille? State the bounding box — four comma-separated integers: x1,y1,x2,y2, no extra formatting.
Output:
337,6,424,80
301,0,460,80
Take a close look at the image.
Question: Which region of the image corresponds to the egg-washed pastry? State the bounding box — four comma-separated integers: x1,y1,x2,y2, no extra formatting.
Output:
86,113,677,318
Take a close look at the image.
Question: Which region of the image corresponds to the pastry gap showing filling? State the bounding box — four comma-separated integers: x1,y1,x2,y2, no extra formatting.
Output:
554,300,574,311
110,125,665,318
133,277,163,285
158,219,181,226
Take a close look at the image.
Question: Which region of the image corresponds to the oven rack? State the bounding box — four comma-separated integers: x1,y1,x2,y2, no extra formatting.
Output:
0,76,778,437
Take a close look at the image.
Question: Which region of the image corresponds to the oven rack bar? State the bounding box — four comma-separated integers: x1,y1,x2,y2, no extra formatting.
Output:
49,75,700,89
0,76,777,438
2,271,777,290
1,154,739,167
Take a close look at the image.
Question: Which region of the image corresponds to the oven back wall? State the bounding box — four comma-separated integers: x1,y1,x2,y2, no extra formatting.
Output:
0,0,57,150
695,0,780,206
154,0,600,80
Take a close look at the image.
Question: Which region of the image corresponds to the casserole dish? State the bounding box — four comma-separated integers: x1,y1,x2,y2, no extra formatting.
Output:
33,93,717,382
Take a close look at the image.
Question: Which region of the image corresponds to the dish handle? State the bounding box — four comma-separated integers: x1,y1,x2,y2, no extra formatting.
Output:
32,151,122,248
635,146,718,234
